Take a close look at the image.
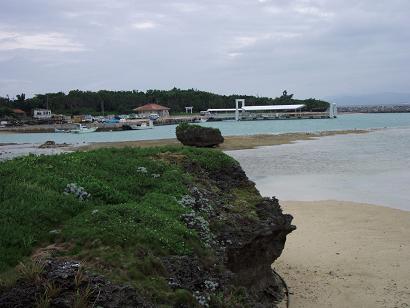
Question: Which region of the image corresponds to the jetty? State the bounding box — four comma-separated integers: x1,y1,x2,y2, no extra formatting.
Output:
204,99,337,121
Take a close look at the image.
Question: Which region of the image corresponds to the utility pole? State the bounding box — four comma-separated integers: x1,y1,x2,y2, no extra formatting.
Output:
101,100,105,116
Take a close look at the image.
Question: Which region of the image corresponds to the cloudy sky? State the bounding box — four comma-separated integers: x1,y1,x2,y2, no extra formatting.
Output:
0,0,409,99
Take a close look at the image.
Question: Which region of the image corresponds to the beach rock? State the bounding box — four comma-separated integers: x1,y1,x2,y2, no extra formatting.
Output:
162,160,295,307
38,140,56,148
176,123,224,147
38,141,70,149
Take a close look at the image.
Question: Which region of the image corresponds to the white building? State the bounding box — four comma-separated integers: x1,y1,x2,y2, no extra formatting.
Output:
33,109,52,120
205,101,305,121
203,98,335,121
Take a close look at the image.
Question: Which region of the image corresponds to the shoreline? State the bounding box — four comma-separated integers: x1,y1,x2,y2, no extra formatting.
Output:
77,129,370,152
276,200,410,308
0,129,370,161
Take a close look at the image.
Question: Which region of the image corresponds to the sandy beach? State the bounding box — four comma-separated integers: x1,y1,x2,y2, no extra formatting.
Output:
276,200,410,308
78,129,369,151
0,129,368,161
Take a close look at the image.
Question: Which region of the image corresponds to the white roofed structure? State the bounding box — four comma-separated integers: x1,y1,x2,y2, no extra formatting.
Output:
207,108,237,112
206,104,305,113
241,104,305,111
202,99,333,121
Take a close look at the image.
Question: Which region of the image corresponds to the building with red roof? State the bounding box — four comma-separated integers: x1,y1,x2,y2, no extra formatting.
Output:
133,103,170,118
11,108,26,117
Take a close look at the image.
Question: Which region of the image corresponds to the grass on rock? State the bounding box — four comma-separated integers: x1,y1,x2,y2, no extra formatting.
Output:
0,146,240,304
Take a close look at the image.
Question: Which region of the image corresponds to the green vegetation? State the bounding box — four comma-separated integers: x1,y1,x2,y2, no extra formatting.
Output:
0,106,13,118
0,88,330,116
0,146,241,304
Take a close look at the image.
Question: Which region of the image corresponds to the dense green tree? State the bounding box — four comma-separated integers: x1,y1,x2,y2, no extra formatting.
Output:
0,89,330,115
15,93,25,102
0,106,13,118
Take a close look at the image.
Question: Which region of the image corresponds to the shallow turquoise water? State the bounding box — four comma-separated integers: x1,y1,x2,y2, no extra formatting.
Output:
227,127,410,211
1,113,410,144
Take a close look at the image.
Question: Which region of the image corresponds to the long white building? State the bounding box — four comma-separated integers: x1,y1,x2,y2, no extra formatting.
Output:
203,99,336,121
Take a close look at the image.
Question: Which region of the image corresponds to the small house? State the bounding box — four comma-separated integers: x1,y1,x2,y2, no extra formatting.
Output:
33,109,52,120
133,103,170,118
12,109,26,118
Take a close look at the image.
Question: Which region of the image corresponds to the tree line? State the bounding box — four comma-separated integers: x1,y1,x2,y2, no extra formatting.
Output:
0,88,330,116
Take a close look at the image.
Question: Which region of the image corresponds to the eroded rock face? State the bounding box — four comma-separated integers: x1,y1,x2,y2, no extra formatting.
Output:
176,123,224,147
161,160,296,307
224,197,295,302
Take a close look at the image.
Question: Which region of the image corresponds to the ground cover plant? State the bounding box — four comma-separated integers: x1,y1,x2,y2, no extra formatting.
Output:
0,146,250,305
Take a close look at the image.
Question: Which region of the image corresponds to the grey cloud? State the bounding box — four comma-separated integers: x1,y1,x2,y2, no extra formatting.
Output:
0,0,409,99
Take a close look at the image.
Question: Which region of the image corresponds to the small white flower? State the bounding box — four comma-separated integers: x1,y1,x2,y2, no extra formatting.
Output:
136,166,148,173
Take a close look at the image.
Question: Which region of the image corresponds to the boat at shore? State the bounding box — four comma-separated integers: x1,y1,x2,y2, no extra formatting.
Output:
70,124,98,134
54,128,69,133
194,117,209,123
122,121,154,130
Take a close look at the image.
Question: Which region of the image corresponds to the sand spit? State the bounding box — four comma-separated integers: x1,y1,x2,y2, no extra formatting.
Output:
276,200,410,308
78,129,370,152
0,143,74,161
0,129,369,161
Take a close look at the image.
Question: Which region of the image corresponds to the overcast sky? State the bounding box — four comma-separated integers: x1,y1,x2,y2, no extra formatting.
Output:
0,0,409,99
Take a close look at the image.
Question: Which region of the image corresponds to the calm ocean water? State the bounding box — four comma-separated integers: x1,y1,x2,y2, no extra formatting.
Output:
1,113,410,144
227,127,410,211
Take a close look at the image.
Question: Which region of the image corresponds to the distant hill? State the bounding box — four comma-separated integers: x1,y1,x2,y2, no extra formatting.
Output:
326,93,410,106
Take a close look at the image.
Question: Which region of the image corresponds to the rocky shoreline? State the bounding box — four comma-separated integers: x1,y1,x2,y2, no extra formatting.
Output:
0,147,295,307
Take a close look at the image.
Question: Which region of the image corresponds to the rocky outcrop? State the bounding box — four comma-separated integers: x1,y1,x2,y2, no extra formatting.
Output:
162,158,296,307
176,123,224,147
0,149,294,307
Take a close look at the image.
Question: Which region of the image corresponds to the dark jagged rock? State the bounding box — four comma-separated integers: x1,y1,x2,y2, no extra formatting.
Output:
162,162,296,307
176,123,224,147
38,140,69,148
38,140,56,148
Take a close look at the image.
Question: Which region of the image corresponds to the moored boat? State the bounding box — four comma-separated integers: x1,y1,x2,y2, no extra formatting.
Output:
122,120,154,130
70,124,98,134
54,128,69,133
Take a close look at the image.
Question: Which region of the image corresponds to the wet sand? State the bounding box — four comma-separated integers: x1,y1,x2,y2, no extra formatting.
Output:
276,200,410,308
0,129,368,161
0,143,74,160
78,129,369,151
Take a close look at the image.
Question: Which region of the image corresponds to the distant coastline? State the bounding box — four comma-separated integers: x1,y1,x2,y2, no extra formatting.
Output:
338,104,410,113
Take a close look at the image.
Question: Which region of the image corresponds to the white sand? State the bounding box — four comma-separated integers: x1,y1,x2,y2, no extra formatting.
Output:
275,200,410,308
